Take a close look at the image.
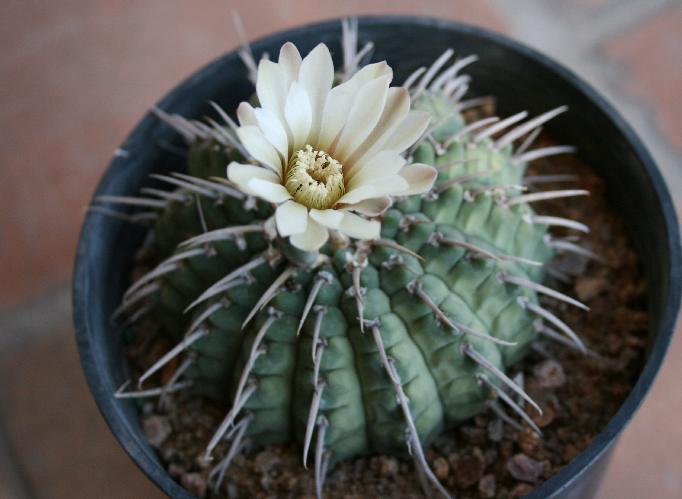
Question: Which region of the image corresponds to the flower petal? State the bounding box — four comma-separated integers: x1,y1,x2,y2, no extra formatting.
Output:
347,150,406,190
278,42,302,82
335,184,376,205
334,75,391,163
256,59,288,121
316,62,393,151
371,175,410,196
245,177,292,203
298,43,334,144
345,87,410,167
253,107,289,160
342,196,392,216
227,162,280,194
236,126,283,175
382,110,431,153
237,102,257,126
290,217,329,251
284,81,312,152
309,208,344,229
275,200,308,236
351,61,393,84
338,175,409,205
398,164,439,195
338,212,381,240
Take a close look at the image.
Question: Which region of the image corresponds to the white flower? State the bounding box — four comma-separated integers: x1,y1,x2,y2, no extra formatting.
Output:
227,42,437,251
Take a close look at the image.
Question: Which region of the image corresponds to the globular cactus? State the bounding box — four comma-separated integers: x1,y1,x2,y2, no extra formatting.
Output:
96,19,594,498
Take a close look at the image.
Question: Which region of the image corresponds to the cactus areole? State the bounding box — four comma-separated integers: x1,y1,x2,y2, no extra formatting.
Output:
76,17,681,499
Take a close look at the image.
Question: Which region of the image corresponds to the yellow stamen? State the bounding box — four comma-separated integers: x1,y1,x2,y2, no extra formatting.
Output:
285,145,345,210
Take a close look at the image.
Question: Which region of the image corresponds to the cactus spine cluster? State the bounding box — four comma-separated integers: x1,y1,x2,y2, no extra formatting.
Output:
96,20,592,498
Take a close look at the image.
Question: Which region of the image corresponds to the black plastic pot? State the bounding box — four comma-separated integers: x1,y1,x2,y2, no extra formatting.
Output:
73,16,681,499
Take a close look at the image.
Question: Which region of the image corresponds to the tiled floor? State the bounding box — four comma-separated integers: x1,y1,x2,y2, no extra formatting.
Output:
1,0,680,497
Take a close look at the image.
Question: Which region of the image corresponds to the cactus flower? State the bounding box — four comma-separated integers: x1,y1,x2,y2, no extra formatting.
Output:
227,42,437,251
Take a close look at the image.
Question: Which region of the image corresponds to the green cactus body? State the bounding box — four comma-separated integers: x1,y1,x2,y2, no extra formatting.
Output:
126,90,555,471
92,27,597,494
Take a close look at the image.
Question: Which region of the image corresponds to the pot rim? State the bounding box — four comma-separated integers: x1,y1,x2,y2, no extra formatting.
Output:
73,14,681,499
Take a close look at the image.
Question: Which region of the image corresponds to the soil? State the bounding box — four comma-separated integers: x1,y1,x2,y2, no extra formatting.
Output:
126,132,648,498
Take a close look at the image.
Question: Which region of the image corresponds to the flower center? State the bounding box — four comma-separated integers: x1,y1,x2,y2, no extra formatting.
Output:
285,145,345,210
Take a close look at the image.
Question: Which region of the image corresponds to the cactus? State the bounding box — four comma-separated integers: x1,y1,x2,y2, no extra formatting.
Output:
95,19,594,498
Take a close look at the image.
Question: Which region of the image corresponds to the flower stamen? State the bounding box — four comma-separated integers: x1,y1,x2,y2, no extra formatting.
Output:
285,145,345,210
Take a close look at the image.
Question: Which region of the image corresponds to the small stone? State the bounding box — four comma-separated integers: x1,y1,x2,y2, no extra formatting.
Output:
181,472,207,498
488,417,503,442
452,452,485,488
510,482,535,497
533,360,566,390
379,456,399,476
536,405,556,429
168,463,184,478
280,474,298,491
518,427,542,455
461,425,487,444
478,473,496,498
226,483,239,498
574,275,606,301
433,457,450,480
254,450,278,473
506,453,543,482
143,414,172,448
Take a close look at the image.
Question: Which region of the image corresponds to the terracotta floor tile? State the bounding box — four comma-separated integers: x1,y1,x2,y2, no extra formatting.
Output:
603,4,682,156
0,328,164,499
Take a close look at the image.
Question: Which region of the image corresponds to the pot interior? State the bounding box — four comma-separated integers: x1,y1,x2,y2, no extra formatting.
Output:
74,16,680,499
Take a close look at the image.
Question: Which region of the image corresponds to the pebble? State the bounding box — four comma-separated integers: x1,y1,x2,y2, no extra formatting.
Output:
506,453,543,482
510,482,535,497
488,418,503,442
575,275,606,301
181,472,207,498
533,401,557,428
451,452,485,488
143,415,172,448
379,456,399,476
432,457,450,480
478,473,496,498
533,360,566,390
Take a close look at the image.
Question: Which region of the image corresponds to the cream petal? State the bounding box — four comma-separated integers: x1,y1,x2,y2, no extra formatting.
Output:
351,61,393,84
256,59,288,121
345,87,410,167
275,200,308,236
284,81,312,152
278,42,302,82
398,164,439,195
316,85,348,151
227,162,280,194
298,43,334,144
236,102,257,126
335,184,376,205
338,212,381,240
371,175,410,196
245,177,292,203
309,208,344,229
342,196,392,216
236,126,284,175
290,217,329,251
316,62,393,151
382,110,431,153
346,150,406,190
253,107,289,159
334,75,391,163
